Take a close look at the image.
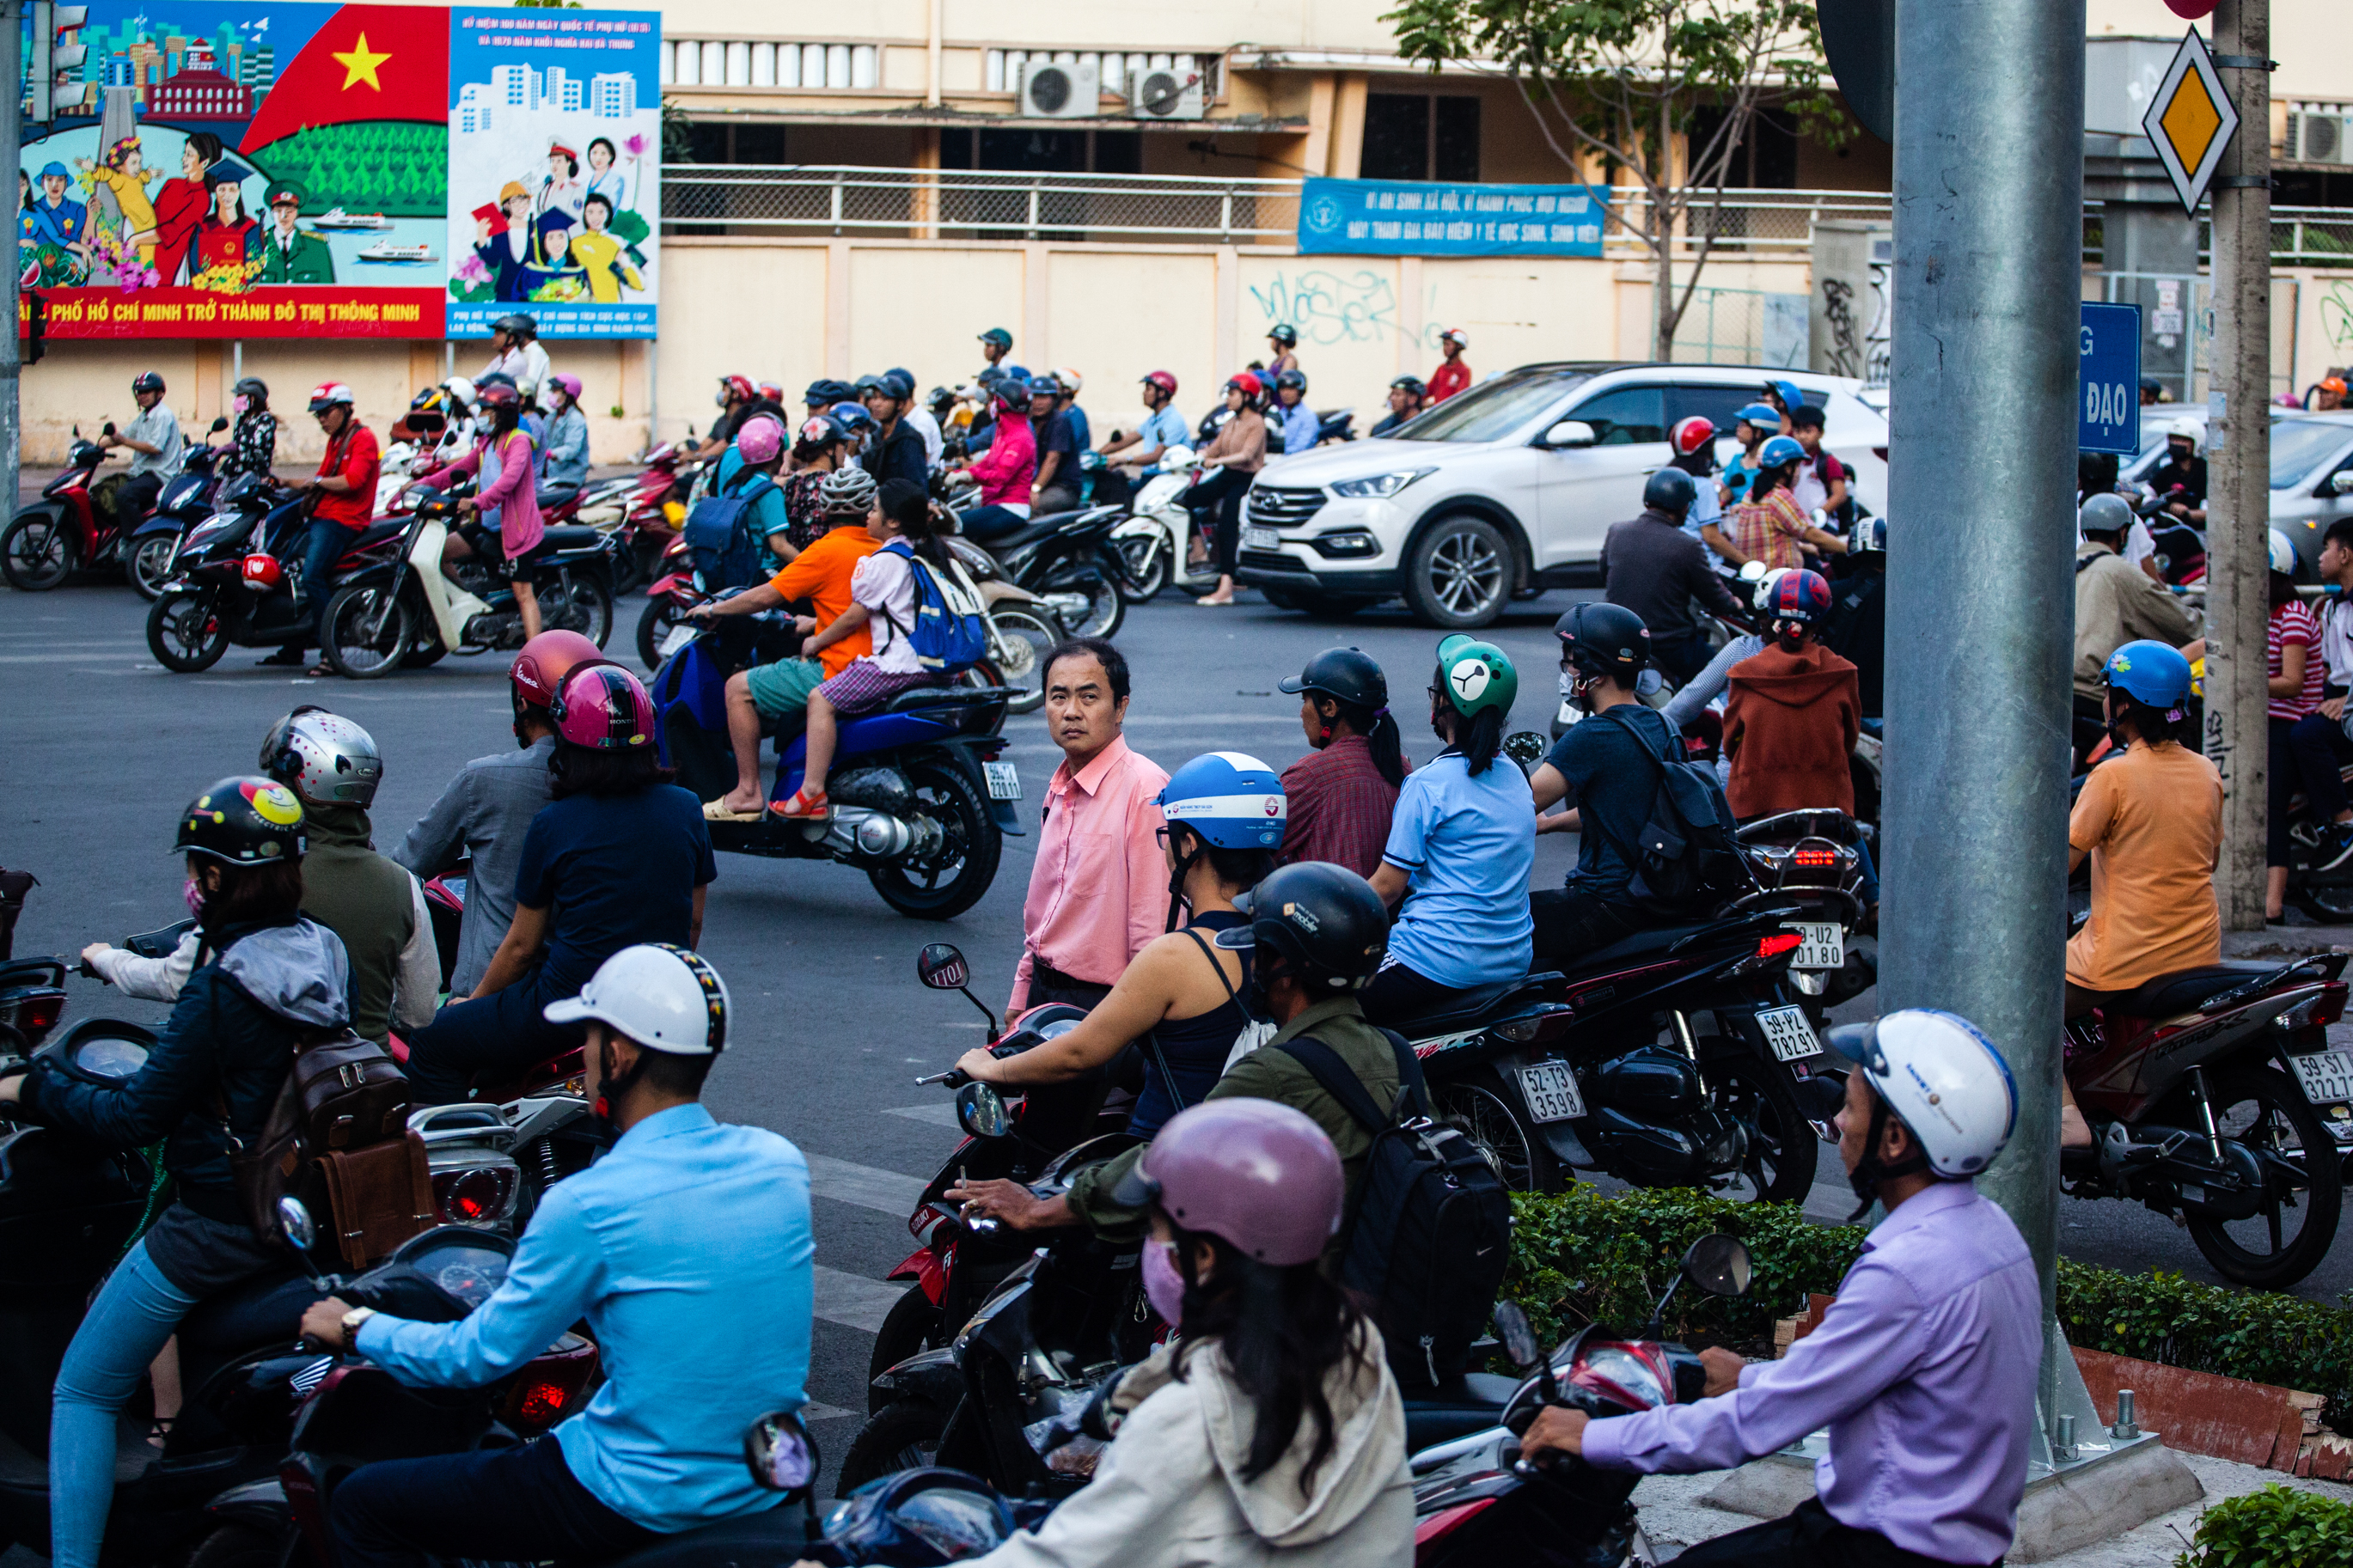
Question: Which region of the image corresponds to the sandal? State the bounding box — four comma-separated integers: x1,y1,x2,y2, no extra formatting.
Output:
702,799,766,822
772,786,829,821
306,663,335,678
146,1416,176,1452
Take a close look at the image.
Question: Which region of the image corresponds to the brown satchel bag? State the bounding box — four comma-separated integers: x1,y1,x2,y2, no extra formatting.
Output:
315,1132,437,1268
223,1025,412,1243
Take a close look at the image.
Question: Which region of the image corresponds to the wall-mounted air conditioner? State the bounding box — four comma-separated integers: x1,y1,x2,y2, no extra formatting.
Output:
1129,66,1203,120
1018,58,1099,119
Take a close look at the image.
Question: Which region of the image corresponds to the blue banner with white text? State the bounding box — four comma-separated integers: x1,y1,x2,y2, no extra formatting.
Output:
1295,176,1610,258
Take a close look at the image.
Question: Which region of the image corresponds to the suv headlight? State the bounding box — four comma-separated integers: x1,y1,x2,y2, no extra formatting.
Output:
1329,468,1433,499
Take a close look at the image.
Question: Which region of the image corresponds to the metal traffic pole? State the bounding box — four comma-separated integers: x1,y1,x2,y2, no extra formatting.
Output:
2204,0,2271,932
2,3,23,520
1879,0,2083,1412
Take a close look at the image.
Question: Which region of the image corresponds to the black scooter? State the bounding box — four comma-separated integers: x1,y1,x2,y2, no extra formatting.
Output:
951,503,1129,641
125,425,231,601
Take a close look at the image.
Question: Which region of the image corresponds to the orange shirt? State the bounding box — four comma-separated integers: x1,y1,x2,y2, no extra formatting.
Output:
768,523,877,677
2066,739,2223,992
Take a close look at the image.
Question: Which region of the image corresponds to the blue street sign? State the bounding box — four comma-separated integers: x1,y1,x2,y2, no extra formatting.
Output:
2081,302,2142,456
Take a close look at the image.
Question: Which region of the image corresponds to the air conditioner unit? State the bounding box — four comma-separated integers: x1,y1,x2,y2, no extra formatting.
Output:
1017,58,1099,119
1129,65,1204,121
2287,111,2352,167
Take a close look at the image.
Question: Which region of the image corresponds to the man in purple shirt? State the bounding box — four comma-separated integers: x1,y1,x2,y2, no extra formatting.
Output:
1525,1010,2041,1568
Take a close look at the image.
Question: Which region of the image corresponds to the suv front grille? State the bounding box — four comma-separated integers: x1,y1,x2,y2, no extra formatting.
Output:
1245,486,1328,528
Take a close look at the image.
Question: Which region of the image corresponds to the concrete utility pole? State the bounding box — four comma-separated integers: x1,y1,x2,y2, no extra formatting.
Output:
1880,0,2081,1333
2204,0,2271,931
3,3,22,520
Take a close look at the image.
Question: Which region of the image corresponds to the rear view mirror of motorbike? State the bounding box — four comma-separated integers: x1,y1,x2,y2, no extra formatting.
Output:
956,1081,1013,1140
743,1409,821,1496
917,943,969,990
278,1197,319,1254
1682,1234,1754,1298
1502,731,1547,769
1493,1302,1543,1369
210,417,229,433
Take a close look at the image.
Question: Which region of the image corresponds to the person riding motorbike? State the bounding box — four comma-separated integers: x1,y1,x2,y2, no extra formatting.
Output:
1368,375,1425,438
1094,370,1188,509
1528,603,1687,967
394,630,600,995
1522,1010,2041,1568
2145,417,2209,525
260,381,382,674
1276,648,1408,878
2288,516,2353,873
1715,435,1847,572
1600,467,1750,684
951,753,1285,1135
1716,400,1781,510
2072,492,2197,766
1361,637,1534,1023
414,378,546,643
706,412,791,575
402,664,716,1106
218,375,278,479
1819,516,1889,720
1030,375,1085,517
3,778,351,1568
1272,368,1319,458
950,378,1038,542
1667,414,1723,542
480,313,551,408
1722,569,1861,821
1264,320,1302,379
302,945,816,1568
100,369,184,525
1188,374,1268,608
1428,327,1470,403
859,369,928,491
941,1098,1414,1568
536,372,590,511
260,708,438,1047
693,375,758,464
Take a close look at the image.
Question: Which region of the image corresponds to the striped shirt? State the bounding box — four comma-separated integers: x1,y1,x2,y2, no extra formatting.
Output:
2270,598,2324,722
1278,735,1406,879
1729,487,1811,570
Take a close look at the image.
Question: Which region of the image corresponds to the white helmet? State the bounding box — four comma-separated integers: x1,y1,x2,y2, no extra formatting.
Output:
260,708,382,808
545,943,730,1056
2270,528,2298,577
1825,1009,2017,1182
1751,564,1793,613
2165,416,2203,457
443,375,478,408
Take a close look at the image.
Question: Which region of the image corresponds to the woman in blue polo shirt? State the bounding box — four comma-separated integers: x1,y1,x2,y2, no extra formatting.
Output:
1362,637,1535,1022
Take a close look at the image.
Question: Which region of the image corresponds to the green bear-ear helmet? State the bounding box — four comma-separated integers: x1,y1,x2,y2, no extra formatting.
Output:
1433,635,1518,719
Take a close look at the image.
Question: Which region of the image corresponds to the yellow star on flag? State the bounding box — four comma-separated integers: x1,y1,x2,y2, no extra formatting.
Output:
333,33,392,92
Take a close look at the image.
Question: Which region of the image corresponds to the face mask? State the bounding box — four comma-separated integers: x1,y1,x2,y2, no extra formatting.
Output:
1142,1239,1187,1327
1559,668,1576,704
183,876,207,917
231,395,248,414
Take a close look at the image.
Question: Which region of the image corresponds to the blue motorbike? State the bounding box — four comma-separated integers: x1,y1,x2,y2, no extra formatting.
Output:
649,603,1023,919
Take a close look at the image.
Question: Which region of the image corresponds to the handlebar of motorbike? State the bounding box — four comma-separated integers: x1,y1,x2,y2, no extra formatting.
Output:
914,1040,1030,1088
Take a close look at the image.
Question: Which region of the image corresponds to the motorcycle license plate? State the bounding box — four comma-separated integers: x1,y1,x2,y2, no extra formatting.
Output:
1243,525,1280,551
983,761,1022,802
1785,922,1843,971
1757,1005,1822,1064
657,623,698,658
1515,1059,1586,1124
2291,1049,2353,1107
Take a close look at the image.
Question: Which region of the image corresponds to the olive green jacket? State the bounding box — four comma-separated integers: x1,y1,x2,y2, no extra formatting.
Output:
1066,997,1407,1248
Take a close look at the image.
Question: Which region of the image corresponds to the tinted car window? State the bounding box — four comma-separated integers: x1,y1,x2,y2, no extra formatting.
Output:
1669,384,1757,435
2271,420,2353,490
1567,385,1667,445
1389,368,1592,443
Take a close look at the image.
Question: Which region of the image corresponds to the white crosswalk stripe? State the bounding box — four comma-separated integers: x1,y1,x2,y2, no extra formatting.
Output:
812,1264,914,1334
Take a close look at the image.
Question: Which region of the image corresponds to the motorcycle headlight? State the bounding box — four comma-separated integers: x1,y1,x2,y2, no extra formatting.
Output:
1329,469,1433,499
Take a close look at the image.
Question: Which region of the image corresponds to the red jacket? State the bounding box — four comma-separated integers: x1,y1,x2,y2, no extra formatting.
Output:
312,423,381,530
1722,641,1860,819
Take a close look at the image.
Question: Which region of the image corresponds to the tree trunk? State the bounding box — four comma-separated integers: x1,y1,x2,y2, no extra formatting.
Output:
1653,198,1677,362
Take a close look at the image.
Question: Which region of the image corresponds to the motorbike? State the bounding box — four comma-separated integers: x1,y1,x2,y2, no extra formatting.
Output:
316,494,618,679
578,441,700,595
1267,406,1359,456
2063,948,2350,1288
5,416,219,592
1109,448,1223,602
1413,1239,1754,1568
124,430,235,601
944,494,1128,641
144,480,414,674
936,535,1070,715
650,608,1022,920
1731,808,1877,1011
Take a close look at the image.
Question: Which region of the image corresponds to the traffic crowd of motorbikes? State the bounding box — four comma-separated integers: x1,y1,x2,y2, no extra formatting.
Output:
4,329,2353,1568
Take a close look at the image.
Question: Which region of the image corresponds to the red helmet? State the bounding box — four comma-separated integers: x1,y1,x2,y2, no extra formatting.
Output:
550,663,657,750
719,375,755,406
241,553,284,591
1671,415,1715,457
1225,371,1263,400
511,629,606,712
1140,370,1177,397
755,380,783,403
476,381,522,414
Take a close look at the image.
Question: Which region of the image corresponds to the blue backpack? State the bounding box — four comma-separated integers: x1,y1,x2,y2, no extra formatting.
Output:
877,540,990,674
681,467,774,591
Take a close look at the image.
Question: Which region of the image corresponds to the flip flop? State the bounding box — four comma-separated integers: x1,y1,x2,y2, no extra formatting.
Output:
702,800,767,822
772,787,829,821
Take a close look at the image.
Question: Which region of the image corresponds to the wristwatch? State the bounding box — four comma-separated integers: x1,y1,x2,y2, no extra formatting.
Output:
339,1306,377,1345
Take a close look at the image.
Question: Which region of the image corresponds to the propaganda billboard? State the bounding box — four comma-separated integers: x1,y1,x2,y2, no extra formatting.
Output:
16,2,658,340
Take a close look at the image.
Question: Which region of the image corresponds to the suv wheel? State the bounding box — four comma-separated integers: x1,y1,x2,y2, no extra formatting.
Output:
1404,513,1513,628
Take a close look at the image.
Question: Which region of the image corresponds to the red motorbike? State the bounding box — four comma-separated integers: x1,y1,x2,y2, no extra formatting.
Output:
635,532,705,671
581,441,702,595
2063,950,2350,1287
4,437,120,591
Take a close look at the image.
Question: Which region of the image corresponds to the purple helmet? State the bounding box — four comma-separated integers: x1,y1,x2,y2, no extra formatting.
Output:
736,414,785,466
550,663,656,750
1110,1099,1342,1266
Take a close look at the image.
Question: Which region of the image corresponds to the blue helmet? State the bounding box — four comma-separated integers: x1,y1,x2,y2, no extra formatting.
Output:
1735,401,1782,430
830,401,877,436
1768,379,1804,410
2103,640,2193,715
1849,516,1887,556
1157,752,1287,851
1757,435,1806,470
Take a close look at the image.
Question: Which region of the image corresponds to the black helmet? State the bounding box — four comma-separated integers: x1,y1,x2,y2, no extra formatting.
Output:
1219,862,1390,992
131,371,166,395
1274,369,1308,394
174,775,307,866
1279,646,1387,711
232,376,268,404
492,313,537,340
1555,601,1651,681
1642,467,1697,516
1389,375,1425,396
1268,323,1299,347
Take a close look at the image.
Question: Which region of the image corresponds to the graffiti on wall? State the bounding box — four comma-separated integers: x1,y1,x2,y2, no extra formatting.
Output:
1248,268,1399,345
2321,280,2353,359
1818,278,1861,379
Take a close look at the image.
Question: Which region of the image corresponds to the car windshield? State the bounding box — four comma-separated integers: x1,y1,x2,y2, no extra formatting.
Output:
2271,420,2350,489
1384,369,1591,443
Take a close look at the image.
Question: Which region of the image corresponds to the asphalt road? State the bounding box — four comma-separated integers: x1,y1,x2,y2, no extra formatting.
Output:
3,574,2349,1515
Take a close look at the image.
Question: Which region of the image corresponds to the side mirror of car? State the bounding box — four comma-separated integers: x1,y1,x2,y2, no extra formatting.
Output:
2331,470,2353,497
1543,420,1596,449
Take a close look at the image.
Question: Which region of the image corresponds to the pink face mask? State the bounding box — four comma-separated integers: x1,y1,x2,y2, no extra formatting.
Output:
230,395,248,414
1142,1239,1187,1327
183,876,206,917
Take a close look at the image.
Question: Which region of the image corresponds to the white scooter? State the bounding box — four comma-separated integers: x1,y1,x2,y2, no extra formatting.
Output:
1109,447,1220,600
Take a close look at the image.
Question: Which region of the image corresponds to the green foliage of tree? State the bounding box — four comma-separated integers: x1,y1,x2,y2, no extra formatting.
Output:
1384,0,1850,359
2176,1486,2353,1568
248,123,449,217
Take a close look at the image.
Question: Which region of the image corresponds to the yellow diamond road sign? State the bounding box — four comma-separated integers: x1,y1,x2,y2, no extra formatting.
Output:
2142,27,2240,217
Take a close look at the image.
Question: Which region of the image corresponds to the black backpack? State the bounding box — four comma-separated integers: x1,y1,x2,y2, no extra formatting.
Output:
1595,705,1753,915
1275,1030,1513,1391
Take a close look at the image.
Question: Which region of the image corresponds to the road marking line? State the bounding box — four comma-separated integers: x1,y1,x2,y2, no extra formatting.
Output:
813,1264,913,1334
803,1400,857,1422
805,1152,928,1217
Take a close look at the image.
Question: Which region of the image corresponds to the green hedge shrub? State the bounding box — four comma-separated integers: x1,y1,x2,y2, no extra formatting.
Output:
1505,1187,2353,1427
2175,1485,2353,1567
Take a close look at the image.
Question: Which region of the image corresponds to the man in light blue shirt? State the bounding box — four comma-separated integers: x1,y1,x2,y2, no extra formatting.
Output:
303,945,813,1567
1095,371,1189,509
1272,369,1320,458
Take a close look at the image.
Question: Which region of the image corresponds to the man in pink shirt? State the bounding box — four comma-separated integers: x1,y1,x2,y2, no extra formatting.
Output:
1007,638,1170,1016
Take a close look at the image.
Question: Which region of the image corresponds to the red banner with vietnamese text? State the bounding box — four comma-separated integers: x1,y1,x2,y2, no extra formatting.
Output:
21,287,446,340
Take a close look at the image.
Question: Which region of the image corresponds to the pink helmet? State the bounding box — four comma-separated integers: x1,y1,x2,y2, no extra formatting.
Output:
548,372,584,402
1109,1099,1342,1266
549,663,656,750
736,414,785,466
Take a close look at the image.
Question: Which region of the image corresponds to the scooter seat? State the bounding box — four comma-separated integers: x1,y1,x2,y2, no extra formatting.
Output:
539,524,604,554
1575,922,1723,971
592,1505,804,1566
879,683,1004,714
2117,963,2277,1019
1390,973,1562,1038
350,519,410,551
176,1264,314,1351
1403,1371,1523,1450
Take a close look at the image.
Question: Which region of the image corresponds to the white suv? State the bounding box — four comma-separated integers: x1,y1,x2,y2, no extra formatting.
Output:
1234,362,1890,628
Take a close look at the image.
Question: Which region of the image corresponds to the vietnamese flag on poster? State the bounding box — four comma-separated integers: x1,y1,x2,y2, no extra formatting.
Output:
238,4,450,149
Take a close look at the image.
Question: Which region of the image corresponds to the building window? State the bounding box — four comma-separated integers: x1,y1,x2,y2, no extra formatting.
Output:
1361,93,1481,182
1690,106,1797,189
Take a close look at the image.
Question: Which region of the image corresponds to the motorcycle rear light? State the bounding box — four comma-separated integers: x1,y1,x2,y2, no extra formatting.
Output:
1493,1007,1574,1044
500,1334,599,1434
2320,984,2348,1028
1791,849,1839,868
0,992,63,1038
2277,985,2348,1033
1757,933,1803,961
433,1166,517,1225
